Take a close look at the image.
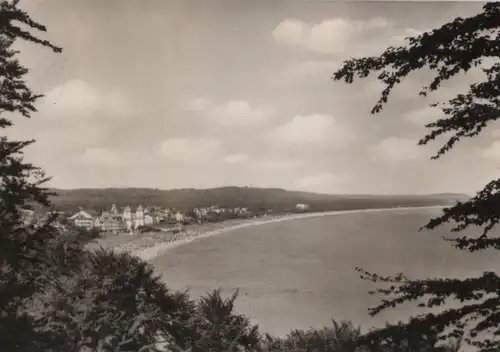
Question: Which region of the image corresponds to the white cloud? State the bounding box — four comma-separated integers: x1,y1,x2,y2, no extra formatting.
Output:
159,138,221,163
370,137,427,162
294,173,346,193
81,148,126,167
272,19,307,47
273,18,427,58
38,79,133,120
223,153,250,163
479,141,500,160
309,18,390,54
269,114,351,149
273,17,395,55
187,99,274,126
209,100,274,126
404,105,443,126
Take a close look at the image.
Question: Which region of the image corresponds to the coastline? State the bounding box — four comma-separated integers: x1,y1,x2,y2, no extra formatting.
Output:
101,205,445,262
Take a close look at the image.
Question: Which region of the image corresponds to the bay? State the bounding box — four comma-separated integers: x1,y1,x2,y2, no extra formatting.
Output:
150,208,499,337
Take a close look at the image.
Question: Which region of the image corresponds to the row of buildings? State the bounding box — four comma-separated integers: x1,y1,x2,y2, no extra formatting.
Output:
69,205,185,232
68,204,252,233
21,203,313,235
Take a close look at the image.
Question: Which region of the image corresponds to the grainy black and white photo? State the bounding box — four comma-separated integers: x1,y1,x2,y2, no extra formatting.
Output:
1,0,500,351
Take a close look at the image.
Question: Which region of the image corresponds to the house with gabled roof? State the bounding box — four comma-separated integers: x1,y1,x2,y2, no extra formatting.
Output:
69,208,99,230
96,209,125,232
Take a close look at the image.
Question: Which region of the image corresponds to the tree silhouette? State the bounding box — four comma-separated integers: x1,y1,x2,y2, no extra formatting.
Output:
0,2,195,351
189,289,263,352
26,249,197,351
263,320,362,352
334,3,500,351
0,0,63,349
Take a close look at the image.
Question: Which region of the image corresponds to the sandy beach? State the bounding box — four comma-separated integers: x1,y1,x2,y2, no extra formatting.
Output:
88,205,446,262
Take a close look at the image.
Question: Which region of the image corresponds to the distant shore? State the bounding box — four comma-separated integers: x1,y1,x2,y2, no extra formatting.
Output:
89,205,446,262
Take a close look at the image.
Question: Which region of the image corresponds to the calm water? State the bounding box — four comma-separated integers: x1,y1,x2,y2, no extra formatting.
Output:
150,208,500,336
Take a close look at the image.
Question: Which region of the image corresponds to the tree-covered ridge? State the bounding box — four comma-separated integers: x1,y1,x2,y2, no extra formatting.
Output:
46,186,469,213
334,2,500,351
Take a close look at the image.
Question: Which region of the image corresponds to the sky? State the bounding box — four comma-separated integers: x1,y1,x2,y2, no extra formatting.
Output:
6,0,499,195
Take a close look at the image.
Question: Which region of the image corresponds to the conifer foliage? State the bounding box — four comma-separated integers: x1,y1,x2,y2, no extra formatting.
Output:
334,3,500,351
0,0,63,349
0,0,61,268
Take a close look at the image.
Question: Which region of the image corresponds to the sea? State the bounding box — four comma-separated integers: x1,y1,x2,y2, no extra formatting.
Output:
149,207,500,337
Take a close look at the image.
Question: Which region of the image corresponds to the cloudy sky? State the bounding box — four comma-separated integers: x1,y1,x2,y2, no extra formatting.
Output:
8,0,498,194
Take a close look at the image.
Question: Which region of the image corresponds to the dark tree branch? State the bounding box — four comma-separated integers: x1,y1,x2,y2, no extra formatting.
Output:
334,3,500,351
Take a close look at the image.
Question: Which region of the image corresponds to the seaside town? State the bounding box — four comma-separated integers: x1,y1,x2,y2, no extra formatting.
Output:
16,202,315,259
19,203,312,235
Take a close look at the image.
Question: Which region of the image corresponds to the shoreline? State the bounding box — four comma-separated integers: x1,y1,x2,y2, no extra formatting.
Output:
107,205,445,262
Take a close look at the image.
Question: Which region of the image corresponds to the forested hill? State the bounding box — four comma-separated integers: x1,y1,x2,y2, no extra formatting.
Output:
45,187,470,213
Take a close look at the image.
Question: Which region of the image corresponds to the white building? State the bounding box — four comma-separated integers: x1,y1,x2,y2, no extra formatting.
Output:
69,209,98,230
135,205,145,228
174,212,184,223
296,203,309,211
95,210,125,232
144,213,154,225
123,205,146,231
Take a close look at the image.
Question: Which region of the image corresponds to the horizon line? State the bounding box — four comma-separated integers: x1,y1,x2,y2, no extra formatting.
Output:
47,185,470,197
